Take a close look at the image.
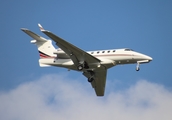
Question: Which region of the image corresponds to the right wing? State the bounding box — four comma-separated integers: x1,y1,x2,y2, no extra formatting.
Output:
38,24,107,96
21,28,47,42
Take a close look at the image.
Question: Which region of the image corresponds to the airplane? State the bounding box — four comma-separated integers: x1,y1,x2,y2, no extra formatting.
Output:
21,24,153,96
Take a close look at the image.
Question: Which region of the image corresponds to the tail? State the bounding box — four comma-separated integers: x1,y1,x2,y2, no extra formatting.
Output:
21,28,56,66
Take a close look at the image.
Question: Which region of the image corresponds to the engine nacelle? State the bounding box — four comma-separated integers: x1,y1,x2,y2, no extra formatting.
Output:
53,48,70,59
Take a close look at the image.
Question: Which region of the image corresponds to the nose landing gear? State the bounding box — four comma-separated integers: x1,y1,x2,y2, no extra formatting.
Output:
136,66,140,71
135,60,151,71
136,63,140,71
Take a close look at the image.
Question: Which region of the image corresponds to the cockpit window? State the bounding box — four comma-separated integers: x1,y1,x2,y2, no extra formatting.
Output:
124,49,133,51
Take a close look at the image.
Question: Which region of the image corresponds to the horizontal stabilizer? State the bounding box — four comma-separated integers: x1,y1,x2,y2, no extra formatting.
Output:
21,28,47,42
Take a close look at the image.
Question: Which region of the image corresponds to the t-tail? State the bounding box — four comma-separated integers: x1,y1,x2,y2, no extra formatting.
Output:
21,28,56,67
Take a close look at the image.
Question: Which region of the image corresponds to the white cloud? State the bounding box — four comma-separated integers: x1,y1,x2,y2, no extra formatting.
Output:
0,74,172,120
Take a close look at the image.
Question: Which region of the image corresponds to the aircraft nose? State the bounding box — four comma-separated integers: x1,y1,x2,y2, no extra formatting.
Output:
135,52,153,62
145,55,153,61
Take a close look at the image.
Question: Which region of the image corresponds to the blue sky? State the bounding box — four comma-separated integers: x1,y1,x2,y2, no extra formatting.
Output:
1,0,172,119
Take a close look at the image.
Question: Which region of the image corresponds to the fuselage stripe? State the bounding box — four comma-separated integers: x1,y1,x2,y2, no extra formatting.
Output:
39,51,56,59
93,54,132,57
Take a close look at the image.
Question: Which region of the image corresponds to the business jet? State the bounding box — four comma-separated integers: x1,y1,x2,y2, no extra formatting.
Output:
21,24,152,96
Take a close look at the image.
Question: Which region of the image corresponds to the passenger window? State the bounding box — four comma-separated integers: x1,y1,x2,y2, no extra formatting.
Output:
97,51,100,54
108,51,110,53
102,51,105,53
113,50,116,52
91,52,94,54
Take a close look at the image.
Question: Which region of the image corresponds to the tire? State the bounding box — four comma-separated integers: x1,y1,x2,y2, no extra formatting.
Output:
77,65,83,71
88,77,94,82
136,67,140,71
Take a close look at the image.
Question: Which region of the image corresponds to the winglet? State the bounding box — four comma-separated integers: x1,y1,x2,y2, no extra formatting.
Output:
21,28,29,31
38,23,45,31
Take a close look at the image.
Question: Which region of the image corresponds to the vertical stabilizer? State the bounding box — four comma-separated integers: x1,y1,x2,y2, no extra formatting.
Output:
33,39,56,58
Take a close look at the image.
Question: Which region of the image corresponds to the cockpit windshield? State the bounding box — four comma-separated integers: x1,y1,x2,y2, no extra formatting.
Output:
124,48,134,51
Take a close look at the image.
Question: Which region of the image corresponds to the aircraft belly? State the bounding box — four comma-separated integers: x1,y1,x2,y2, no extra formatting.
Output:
39,58,73,66
57,54,70,59
97,57,116,69
98,56,136,65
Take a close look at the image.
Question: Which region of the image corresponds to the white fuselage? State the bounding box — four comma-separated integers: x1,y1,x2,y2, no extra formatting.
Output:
39,48,152,71
21,25,153,96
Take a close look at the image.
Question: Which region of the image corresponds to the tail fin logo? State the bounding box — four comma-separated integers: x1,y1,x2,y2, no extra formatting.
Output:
39,51,55,59
38,24,45,31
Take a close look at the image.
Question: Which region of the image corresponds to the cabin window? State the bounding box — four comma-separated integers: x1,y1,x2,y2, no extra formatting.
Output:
102,51,105,53
91,52,94,54
113,50,116,52
108,51,110,53
97,51,100,54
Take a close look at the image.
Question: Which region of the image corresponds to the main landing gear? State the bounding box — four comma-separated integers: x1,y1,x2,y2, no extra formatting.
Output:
77,65,84,71
88,77,94,82
77,62,89,71
83,70,95,83
87,71,95,82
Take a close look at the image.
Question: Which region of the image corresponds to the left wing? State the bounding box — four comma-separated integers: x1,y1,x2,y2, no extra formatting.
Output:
83,68,107,96
39,24,100,69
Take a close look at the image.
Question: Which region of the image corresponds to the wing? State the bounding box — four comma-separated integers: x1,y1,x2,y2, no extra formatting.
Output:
21,28,47,42
83,68,107,96
40,28,100,69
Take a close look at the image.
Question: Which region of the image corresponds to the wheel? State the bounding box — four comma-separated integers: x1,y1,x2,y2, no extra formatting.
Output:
83,62,89,69
88,77,94,82
136,67,140,71
77,65,83,71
